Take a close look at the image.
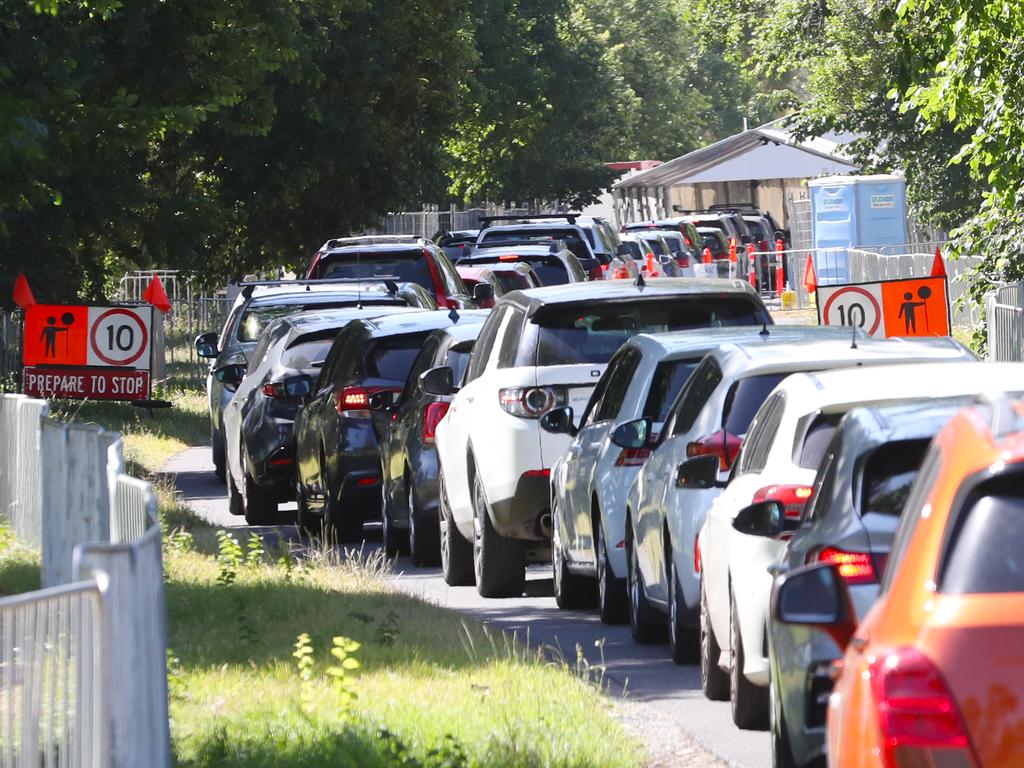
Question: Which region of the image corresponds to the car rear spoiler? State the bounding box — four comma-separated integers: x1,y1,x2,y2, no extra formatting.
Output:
479,213,582,229
240,277,401,298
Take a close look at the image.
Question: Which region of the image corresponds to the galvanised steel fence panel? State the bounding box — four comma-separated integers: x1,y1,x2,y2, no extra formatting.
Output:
0,312,21,391
986,283,1024,362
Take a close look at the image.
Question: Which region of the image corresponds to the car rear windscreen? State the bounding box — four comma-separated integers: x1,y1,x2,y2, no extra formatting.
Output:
723,373,788,436
491,271,533,293
282,339,335,370
468,256,570,286
859,440,930,516
316,251,433,290
797,412,846,468
643,358,702,422
527,297,766,366
364,332,430,382
941,473,1024,593
237,300,397,342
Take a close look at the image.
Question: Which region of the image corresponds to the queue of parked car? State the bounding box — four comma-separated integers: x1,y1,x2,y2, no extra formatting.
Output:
194,208,1021,768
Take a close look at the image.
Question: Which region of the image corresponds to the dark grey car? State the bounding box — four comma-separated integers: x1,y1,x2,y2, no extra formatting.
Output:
765,398,972,768
377,318,489,564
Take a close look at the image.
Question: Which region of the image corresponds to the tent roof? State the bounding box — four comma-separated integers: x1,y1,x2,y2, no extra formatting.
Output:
614,118,858,190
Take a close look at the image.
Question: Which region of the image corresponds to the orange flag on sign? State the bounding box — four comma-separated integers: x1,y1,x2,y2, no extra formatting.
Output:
12,273,36,309
142,275,172,314
803,255,817,295
930,247,947,278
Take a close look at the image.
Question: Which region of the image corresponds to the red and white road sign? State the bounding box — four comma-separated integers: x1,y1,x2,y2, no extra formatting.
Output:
23,367,150,400
24,304,153,371
817,276,950,339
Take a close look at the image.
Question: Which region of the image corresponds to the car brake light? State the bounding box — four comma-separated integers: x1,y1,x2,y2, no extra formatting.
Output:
815,547,877,584
421,401,449,444
499,253,519,261
686,429,741,471
869,648,978,768
498,386,566,418
614,448,651,466
524,468,551,478
261,382,285,399
676,255,690,268
694,535,701,573
752,484,813,519
335,386,369,416
355,476,379,487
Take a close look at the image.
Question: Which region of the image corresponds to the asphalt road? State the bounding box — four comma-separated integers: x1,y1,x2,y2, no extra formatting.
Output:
163,446,770,768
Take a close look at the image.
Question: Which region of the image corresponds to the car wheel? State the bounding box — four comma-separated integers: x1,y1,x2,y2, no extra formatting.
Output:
771,668,799,768
381,483,409,558
626,530,663,643
730,587,769,729
227,468,244,517
325,491,363,545
242,470,277,526
408,479,439,567
700,577,729,701
668,555,699,664
212,427,226,483
472,471,525,598
296,483,321,539
596,518,627,624
439,472,473,585
552,501,595,609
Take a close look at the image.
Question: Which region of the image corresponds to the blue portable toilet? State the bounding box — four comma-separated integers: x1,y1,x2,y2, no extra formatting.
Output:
808,174,907,284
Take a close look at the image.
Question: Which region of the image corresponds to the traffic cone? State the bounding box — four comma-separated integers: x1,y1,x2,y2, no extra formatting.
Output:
644,252,659,278
930,247,947,278
702,247,712,264
803,254,817,295
729,238,738,263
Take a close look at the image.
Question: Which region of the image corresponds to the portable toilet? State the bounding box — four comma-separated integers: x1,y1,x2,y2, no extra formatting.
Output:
808,174,907,284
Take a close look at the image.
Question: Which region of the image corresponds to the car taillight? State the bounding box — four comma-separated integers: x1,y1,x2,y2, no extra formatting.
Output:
676,255,690,268
421,401,449,444
614,448,651,466
335,386,369,416
869,648,978,768
261,382,285,399
694,535,701,573
686,429,741,471
589,264,604,280
752,484,813,519
815,547,877,584
498,386,566,418
499,253,519,261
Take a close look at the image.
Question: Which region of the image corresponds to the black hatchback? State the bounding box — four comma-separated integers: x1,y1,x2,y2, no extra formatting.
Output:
377,318,489,564
293,309,489,542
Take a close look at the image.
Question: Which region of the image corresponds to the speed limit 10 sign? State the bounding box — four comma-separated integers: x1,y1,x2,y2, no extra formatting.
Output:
817,276,950,339
22,304,154,401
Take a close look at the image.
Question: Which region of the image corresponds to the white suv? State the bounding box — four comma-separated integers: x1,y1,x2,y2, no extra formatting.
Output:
698,360,1024,731
428,279,771,597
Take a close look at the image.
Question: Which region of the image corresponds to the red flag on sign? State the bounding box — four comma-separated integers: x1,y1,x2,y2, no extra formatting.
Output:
142,275,172,314
12,273,36,309
803,255,817,295
930,247,947,278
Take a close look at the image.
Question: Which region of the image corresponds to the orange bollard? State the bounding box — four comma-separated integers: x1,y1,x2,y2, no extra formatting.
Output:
775,254,785,295
644,252,659,277
729,238,738,263
702,247,713,264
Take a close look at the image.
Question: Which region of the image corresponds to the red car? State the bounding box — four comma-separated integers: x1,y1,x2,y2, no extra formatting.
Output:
456,263,542,308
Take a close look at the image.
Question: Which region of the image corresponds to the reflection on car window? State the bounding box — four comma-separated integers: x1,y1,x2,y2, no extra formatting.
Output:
281,340,334,370
643,359,700,423
723,373,788,435
797,412,845,469
363,333,430,381
445,343,475,386
859,440,929,516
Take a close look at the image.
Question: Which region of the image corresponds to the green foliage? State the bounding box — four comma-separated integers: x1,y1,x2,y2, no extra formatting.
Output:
215,530,243,586
326,635,362,716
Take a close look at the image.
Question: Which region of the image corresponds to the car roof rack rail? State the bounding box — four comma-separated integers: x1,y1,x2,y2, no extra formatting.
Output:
707,203,759,212
479,213,581,229
240,277,401,298
321,235,428,249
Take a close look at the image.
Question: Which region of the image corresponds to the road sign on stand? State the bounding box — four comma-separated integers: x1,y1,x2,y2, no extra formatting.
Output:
817,276,950,339
23,304,155,400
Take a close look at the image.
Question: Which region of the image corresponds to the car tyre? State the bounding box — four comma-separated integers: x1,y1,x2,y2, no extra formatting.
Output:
227,469,244,517
700,577,730,701
552,501,595,609
381,484,409,558
472,472,525,598
212,427,226,483
626,529,664,643
596,518,627,624
730,588,769,729
408,480,439,567
668,555,699,664
296,484,321,539
770,669,799,768
242,469,277,526
439,473,474,585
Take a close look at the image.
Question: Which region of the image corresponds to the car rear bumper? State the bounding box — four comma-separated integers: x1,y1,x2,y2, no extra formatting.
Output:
490,472,551,541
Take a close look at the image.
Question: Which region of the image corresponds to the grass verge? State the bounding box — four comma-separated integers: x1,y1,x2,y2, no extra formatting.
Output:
3,396,642,767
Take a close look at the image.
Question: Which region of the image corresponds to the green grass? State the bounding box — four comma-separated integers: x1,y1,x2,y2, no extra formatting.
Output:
0,526,40,597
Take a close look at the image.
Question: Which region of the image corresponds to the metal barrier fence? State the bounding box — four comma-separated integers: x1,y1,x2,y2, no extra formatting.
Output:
0,393,171,768
986,283,1024,361
373,206,532,238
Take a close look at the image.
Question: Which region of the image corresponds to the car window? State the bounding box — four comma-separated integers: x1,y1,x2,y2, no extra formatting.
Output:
881,444,943,593
940,471,1024,594
580,348,624,428
523,297,766,367
328,326,364,386
802,432,844,523
739,392,785,474
796,412,846,469
281,337,335,370
445,341,475,386
316,250,433,290
491,270,532,293
723,373,788,436
400,335,442,402
669,357,722,437
642,357,701,423
497,308,527,368
247,330,277,371
362,332,431,382
432,251,466,297
858,440,930,517
593,348,641,422
221,305,244,348
464,305,507,383
466,255,571,286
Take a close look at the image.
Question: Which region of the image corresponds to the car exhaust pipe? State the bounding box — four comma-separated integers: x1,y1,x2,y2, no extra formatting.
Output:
538,511,552,538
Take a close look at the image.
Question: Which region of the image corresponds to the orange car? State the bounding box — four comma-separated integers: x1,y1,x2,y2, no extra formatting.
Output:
772,398,1024,768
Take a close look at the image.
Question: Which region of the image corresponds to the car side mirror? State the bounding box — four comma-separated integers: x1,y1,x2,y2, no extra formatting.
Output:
420,366,455,397
611,417,651,449
540,406,576,436
771,563,858,650
731,500,798,538
472,283,494,304
283,374,314,402
195,331,219,359
214,363,246,387
368,390,398,411
675,455,722,489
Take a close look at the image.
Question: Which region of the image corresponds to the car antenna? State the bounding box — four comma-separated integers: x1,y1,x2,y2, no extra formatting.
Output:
850,323,858,349
356,249,363,308
635,272,646,289
448,304,460,323
759,322,769,337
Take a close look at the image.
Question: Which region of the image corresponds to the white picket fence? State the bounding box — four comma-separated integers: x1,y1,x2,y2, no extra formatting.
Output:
0,393,170,768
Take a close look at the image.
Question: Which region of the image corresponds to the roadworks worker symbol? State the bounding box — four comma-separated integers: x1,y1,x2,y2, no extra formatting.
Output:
817,276,949,339
23,304,153,369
